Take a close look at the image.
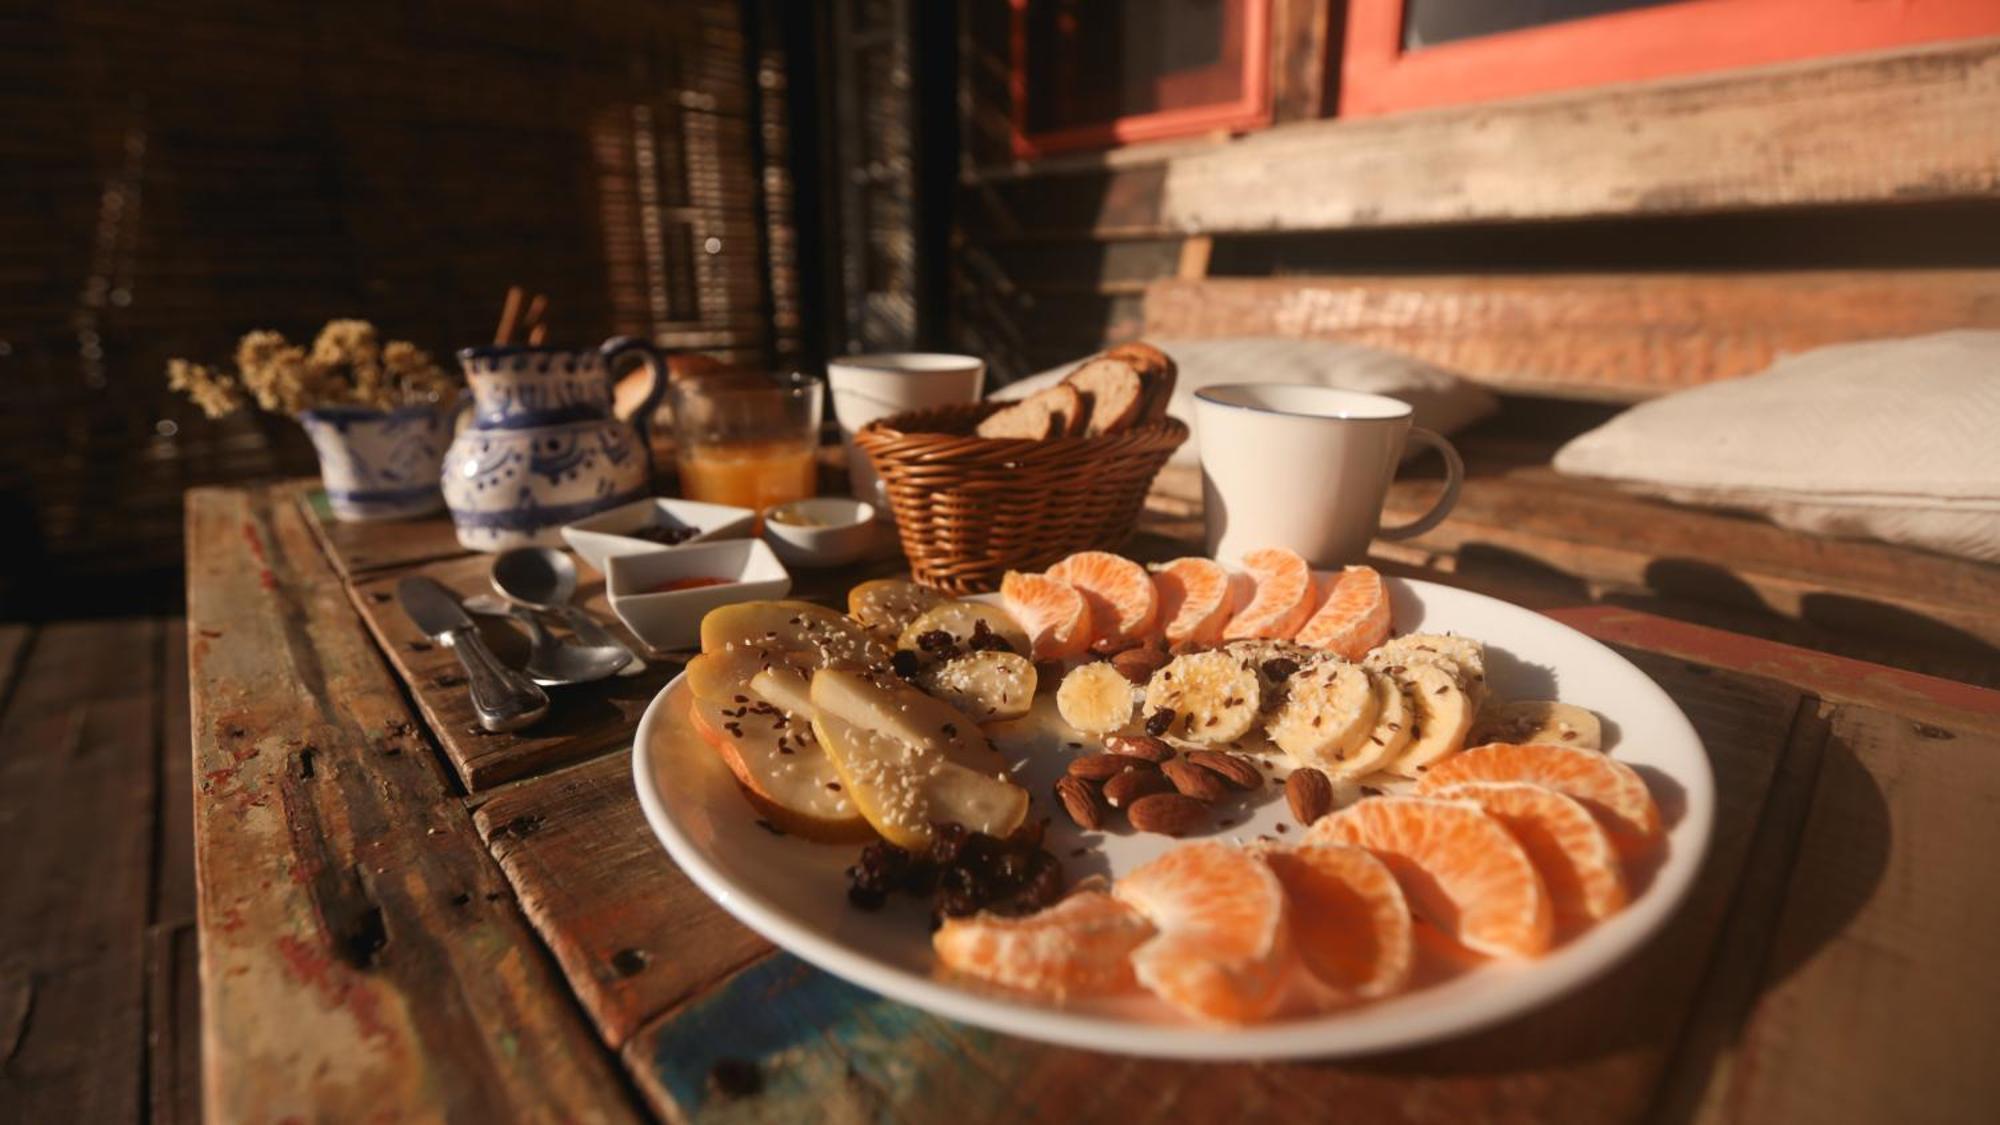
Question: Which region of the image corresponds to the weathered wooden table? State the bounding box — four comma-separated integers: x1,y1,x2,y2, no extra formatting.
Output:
186,479,2000,1123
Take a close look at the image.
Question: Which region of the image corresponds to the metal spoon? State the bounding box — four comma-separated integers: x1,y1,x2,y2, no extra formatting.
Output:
490,546,649,676
461,594,630,686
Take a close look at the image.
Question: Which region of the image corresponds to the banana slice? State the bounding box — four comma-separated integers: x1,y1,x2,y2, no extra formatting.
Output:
1266,660,1379,769
1468,700,1602,751
898,601,1032,661
1378,661,1475,777
1221,640,1325,711
920,650,1038,723
1143,650,1262,744
1056,662,1136,734
1370,634,1487,704
1324,669,1414,778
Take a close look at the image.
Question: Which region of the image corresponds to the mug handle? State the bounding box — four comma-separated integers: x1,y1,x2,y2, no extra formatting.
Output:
599,336,672,445
1377,427,1464,541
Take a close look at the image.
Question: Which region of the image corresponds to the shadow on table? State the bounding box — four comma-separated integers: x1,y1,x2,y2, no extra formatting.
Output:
1332,694,1891,1098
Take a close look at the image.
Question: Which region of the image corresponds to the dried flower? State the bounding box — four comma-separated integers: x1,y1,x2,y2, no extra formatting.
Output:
167,319,458,419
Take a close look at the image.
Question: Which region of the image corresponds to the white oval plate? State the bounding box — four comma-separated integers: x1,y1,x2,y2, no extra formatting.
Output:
631,576,1713,1059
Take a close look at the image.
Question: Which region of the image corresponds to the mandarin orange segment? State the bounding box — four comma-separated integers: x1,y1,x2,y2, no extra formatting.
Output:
1222,547,1317,641
1261,844,1413,1003
1000,570,1094,661
1151,557,1237,647
933,890,1156,998
1113,842,1293,1023
1309,796,1553,959
1048,551,1159,648
1414,742,1663,859
1431,781,1628,932
1295,566,1392,659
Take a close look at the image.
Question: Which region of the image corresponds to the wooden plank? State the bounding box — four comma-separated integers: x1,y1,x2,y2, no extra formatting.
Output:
146,922,201,1125
1142,272,2000,399
184,485,638,1122
0,624,32,707
1689,706,2000,1124
619,653,1805,1122
345,552,686,791
974,38,2000,237
0,619,160,1123
1269,0,1336,124
1551,608,2000,738
469,752,772,1047
298,484,471,579
155,618,196,927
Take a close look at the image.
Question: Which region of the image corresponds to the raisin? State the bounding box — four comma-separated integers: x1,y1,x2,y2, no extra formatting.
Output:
1145,707,1176,737
916,629,956,653
1261,656,1300,681
890,649,920,679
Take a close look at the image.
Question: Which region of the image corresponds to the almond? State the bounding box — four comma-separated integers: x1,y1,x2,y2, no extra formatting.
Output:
1102,767,1172,809
1127,792,1207,836
1109,645,1171,685
1068,753,1147,782
1162,758,1229,801
1055,776,1105,831
1187,750,1260,790
1103,734,1174,763
1285,768,1334,826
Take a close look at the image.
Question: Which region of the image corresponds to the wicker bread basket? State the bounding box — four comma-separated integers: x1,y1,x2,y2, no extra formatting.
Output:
854,402,1189,593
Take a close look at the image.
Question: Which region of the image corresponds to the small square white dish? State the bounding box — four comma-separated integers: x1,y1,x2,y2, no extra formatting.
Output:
606,539,791,650
760,496,879,568
562,497,757,575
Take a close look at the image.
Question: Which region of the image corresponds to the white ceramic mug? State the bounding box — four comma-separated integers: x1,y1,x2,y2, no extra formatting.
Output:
1193,384,1465,567
827,353,986,508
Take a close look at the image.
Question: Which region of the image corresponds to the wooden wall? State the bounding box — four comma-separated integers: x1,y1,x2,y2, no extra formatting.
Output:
0,0,794,613
953,8,2000,384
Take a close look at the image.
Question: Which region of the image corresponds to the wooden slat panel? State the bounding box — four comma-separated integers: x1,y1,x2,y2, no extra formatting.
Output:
0,620,160,1122
1691,705,2000,1123
469,753,772,1047
344,552,683,791
619,652,1806,1123
184,486,636,1121
1142,272,2000,399
968,38,2000,237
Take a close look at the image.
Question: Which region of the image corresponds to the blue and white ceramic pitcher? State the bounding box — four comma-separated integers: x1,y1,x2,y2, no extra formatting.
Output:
442,338,669,551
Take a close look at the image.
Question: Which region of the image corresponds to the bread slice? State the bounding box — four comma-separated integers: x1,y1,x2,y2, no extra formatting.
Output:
976,382,1084,440
1105,342,1176,423
1063,357,1146,436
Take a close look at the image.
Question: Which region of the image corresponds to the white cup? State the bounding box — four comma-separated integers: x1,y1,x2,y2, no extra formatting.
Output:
827,353,986,510
1193,384,1464,567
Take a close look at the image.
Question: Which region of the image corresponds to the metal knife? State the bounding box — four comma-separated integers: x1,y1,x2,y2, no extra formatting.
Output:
397,576,550,732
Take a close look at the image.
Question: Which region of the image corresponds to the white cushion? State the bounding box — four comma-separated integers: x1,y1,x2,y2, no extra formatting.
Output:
1554,330,2000,563
994,337,1497,465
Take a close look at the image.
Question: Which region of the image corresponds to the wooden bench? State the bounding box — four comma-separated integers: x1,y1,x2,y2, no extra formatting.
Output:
1139,273,2000,689
959,37,2000,689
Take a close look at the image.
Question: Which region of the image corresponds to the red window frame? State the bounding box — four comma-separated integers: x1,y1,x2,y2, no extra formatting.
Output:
1340,0,2000,118
1008,0,1273,158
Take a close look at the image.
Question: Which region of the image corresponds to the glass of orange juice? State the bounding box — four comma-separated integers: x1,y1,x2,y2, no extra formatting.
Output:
667,372,823,511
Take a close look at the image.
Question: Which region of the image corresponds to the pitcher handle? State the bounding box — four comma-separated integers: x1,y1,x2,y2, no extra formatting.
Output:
1377,427,1464,541
599,336,671,445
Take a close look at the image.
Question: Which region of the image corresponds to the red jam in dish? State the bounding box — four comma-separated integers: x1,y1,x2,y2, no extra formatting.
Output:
647,576,735,593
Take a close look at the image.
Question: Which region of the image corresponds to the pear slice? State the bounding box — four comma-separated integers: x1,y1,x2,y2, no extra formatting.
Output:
686,645,805,704
917,650,1037,723
749,664,815,718
700,600,890,667
810,711,1028,850
687,694,873,843
809,667,996,767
